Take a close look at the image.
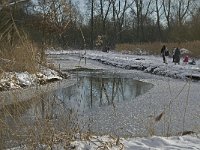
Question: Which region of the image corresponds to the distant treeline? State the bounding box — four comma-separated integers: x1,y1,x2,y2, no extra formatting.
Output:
1,0,200,50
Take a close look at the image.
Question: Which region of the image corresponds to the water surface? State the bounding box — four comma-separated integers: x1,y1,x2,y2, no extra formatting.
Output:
0,74,153,141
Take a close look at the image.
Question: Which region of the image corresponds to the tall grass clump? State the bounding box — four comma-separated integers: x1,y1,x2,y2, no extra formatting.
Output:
0,38,39,73
0,9,41,74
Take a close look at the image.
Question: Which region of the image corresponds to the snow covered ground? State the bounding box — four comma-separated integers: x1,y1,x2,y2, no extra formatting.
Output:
2,49,200,149
0,67,63,91
71,134,200,150
47,49,200,81
7,134,200,150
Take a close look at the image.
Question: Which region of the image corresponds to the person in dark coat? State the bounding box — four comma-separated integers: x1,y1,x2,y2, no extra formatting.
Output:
174,47,181,65
161,45,168,63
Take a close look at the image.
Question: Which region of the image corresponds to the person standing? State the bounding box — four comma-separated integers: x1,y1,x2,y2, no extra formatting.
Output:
161,45,168,63
172,47,176,62
174,47,181,65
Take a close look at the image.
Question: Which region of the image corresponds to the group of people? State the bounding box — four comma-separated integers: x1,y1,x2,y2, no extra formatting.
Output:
160,45,195,65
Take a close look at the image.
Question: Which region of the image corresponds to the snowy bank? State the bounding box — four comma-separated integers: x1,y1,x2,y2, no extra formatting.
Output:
47,50,200,80
71,134,200,150
0,67,64,91
8,134,200,150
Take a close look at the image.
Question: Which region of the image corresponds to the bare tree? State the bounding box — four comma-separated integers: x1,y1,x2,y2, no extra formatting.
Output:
155,0,163,40
90,0,94,49
99,0,112,34
112,0,132,41
176,0,191,26
162,0,172,30
33,0,80,46
131,0,153,42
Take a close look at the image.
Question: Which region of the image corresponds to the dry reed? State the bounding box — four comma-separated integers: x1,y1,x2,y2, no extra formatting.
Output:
0,10,42,74
0,38,40,73
116,41,200,58
0,94,79,149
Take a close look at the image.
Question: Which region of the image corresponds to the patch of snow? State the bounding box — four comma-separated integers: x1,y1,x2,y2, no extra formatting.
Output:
0,68,63,91
70,134,196,150
15,72,35,86
40,67,62,80
180,48,191,55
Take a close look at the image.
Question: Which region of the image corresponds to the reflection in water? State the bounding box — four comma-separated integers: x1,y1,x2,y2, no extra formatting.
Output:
0,75,153,148
0,75,153,121
77,76,153,110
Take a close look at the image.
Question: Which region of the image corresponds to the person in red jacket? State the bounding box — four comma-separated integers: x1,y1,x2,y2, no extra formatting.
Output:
183,55,189,64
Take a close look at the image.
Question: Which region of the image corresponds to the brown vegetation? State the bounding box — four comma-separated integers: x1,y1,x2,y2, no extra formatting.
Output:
0,96,79,149
0,38,39,73
116,41,200,58
0,2,43,75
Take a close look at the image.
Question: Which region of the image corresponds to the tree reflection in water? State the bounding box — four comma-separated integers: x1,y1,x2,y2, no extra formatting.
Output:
79,76,153,110
0,75,153,148
0,76,153,121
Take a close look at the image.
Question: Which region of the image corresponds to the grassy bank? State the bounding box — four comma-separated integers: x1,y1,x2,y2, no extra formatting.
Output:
116,41,200,58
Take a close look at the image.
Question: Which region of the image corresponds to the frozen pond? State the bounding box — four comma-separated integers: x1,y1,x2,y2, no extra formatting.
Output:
57,73,153,112
0,73,153,140
1,71,199,142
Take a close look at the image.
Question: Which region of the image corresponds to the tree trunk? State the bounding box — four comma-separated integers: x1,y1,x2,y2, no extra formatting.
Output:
156,0,162,40
90,0,94,49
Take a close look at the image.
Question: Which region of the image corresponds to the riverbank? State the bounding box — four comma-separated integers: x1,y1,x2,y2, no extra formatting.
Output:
46,50,200,135
1,50,200,149
46,51,200,149
47,50,200,80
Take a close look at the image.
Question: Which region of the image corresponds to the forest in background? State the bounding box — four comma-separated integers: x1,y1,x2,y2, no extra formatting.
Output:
1,0,200,52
